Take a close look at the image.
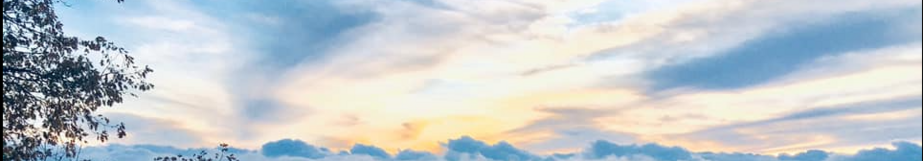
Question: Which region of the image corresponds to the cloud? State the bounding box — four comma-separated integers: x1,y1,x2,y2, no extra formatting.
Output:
444,136,540,161
779,150,829,161
263,0,923,153
584,141,693,161
57,0,266,148
592,42,922,153
77,144,165,161
445,136,490,153
830,142,923,161
646,6,922,90
56,0,922,155
74,137,922,161
231,0,378,71
477,141,538,161
507,108,636,154
351,144,392,159
697,152,778,161
395,149,438,160
261,139,330,159
103,113,205,147
678,96,922,153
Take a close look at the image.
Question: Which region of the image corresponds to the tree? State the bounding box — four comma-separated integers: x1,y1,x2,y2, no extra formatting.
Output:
3,0,153,160
154,143,240,161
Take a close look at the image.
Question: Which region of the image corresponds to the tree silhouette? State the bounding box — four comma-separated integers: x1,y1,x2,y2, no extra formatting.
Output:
154,143,240,161
3,0,153,160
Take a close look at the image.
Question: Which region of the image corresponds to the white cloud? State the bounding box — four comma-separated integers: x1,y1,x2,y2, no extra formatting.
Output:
56,0,922,154
267,0,921,154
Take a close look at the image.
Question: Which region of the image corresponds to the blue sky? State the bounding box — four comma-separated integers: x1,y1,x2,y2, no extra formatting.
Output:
53,0,921,160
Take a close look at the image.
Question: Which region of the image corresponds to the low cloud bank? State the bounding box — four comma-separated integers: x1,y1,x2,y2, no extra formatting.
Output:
75,136,921,161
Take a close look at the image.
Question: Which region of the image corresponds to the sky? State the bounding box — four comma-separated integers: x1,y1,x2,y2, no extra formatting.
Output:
54,0,922,160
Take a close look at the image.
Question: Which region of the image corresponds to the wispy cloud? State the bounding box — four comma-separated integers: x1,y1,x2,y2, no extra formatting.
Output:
54,0,923,155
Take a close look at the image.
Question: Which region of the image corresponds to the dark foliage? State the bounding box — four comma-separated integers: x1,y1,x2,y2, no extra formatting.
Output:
154,143,240,161
3,0,152,160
